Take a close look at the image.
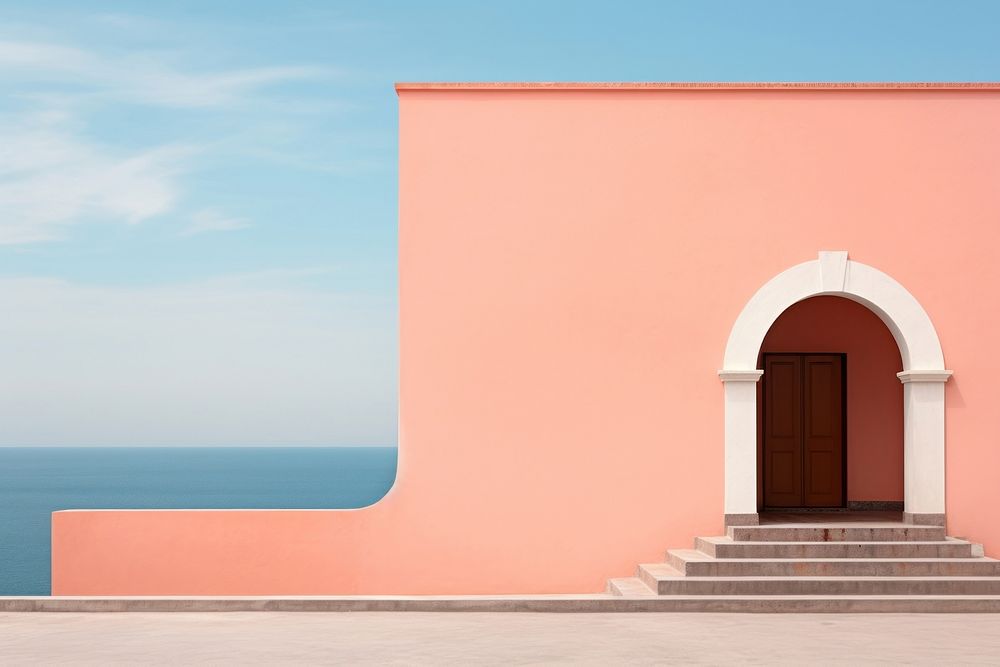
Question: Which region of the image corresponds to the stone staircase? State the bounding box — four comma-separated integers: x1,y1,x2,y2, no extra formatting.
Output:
607,515,1000,611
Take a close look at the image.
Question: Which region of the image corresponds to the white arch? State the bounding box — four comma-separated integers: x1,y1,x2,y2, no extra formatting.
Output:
719,251,952,527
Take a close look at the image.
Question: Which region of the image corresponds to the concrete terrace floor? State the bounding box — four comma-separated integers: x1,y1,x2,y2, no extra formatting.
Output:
3,613,1000,665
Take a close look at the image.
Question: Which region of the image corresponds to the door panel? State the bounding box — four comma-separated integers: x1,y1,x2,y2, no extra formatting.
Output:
803,355,844,507
763,356,802,507
763,354,844,509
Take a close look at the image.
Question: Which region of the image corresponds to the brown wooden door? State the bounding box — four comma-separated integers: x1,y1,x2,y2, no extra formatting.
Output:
763,354,844,508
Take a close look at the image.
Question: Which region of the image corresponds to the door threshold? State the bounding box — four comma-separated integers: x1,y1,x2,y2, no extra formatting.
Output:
762,507,850,513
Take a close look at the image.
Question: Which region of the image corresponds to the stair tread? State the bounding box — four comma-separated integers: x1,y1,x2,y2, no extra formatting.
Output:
728,526,946,540
670,549,995,564
639,570,1000,582
607,577,657,597
611,594,1000,600
698,536,971,546
746,522,933,528
638,563,684,577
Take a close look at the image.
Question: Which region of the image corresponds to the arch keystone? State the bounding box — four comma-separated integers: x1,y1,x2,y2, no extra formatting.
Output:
819,250,849,291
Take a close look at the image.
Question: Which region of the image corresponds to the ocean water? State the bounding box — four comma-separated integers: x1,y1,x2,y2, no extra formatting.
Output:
0,447,398,596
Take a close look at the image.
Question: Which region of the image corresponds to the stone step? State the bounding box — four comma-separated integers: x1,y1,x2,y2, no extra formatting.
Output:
12,594,1000,613
666,549,1000,577
728,524,946,543
695,536,979,559
638,566,1000,596
637,563,684,592
601,595,1000,612
606,577,657,597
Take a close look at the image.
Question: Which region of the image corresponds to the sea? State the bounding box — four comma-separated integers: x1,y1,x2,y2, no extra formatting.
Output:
0,447,398,596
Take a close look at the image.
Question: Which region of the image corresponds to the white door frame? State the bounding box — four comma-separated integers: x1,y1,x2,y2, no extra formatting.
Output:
719,251,952,526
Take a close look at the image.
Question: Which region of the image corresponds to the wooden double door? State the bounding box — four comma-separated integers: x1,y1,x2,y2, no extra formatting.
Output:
762,353,846,509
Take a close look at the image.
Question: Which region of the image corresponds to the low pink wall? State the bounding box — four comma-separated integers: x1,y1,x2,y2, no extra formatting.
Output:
760,296,904,503
52,86,1000,595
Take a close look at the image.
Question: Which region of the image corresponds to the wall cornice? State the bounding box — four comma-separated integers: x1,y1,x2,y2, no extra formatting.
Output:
396,82,1000,93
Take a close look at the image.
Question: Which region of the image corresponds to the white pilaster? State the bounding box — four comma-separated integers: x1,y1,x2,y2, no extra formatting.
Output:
898,370,952,520
719,370,763,518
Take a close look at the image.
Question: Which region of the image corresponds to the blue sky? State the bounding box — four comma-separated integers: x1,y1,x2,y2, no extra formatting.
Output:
1,1,998,445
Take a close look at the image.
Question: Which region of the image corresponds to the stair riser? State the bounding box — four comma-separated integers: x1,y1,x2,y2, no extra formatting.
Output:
671,561,1000,577
659,598,1000,612
695,539,973,559
606,598,1000,612
655,579,1000,595
728,527,946,542
620,598,1000,612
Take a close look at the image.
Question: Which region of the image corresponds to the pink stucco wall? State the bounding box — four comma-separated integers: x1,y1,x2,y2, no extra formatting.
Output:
52,85,1000,595
759,296,904,503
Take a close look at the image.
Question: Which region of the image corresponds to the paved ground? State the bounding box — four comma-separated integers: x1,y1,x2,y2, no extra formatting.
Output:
2,612,1000,665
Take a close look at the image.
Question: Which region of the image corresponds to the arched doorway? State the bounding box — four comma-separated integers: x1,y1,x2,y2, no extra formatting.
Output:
758,296,903,511
719,252,952,527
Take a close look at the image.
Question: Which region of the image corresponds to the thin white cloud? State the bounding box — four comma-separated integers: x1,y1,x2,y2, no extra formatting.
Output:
0,276,397,446
0,32,355,245
0,40,89,71
91,13,161,31
0,113,190,244
0,39,330,108
181,208,250,237
0,35,334,243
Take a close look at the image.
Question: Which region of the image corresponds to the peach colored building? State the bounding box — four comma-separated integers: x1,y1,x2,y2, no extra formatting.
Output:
52,83,1000,596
